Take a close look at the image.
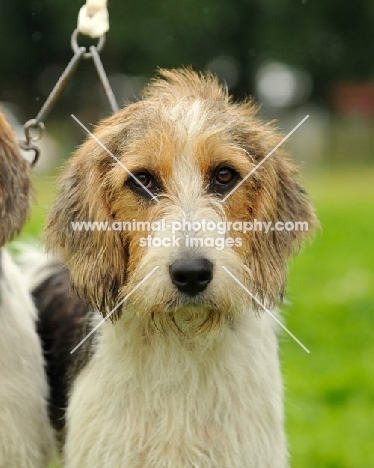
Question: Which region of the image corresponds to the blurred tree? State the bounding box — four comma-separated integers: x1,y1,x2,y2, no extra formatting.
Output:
0,0,374,113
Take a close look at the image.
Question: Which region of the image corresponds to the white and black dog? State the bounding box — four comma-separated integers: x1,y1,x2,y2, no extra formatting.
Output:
0,112,52,468
30,69,317,467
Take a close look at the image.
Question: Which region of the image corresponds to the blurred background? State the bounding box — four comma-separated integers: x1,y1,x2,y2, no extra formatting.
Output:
1,1,373,467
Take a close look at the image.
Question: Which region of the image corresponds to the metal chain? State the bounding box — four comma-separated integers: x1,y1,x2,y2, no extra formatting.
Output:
21,28,118,167
89,46,119,113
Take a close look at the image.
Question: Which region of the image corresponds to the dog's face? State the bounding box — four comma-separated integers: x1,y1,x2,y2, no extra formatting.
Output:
45,69,317,335
0,112,30,247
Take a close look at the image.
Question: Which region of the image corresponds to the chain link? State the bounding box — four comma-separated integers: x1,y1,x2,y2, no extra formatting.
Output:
21,28,118,167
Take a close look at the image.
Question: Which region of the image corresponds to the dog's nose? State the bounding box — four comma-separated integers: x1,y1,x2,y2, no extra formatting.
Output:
169,258,213,296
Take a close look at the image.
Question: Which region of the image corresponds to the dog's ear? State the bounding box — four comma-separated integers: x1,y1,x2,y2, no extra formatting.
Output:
252,153,317,309
44,116,129,316
0,112,30,247
235,110,318,309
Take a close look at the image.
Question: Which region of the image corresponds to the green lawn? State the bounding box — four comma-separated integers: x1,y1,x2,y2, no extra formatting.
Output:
22,165,374,468
283,165,374,468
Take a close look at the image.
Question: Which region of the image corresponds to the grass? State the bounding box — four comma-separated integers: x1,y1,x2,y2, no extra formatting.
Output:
20,164,374,468
283,165,374,467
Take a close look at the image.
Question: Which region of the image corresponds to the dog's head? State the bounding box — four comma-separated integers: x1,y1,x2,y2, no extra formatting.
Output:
45,69,317,336
0,112,30,247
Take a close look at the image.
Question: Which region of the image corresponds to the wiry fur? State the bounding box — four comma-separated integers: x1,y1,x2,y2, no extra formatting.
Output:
42,69,317,467
0,112,53,467
0,251,53,468
0,112,30,247
26,252,94,442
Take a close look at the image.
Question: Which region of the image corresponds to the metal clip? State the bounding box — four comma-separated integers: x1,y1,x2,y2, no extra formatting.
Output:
20,119,45,167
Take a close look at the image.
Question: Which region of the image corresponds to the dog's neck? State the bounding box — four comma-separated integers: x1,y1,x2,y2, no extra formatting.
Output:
99,306,240,355
93,306,278,377
67,308,287,467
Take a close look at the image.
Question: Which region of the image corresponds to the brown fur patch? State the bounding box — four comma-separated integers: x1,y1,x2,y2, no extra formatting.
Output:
0,112,30,247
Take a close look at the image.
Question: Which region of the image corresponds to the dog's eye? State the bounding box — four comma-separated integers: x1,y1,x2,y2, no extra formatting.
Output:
210,166,239,194
131,172,153,188
128,171,159,198
215,167,236,185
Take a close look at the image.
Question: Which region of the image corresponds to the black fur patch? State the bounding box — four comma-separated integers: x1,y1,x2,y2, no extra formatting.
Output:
32,266,95,440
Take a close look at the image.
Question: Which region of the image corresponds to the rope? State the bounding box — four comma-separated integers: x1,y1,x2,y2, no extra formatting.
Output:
77,0,109,38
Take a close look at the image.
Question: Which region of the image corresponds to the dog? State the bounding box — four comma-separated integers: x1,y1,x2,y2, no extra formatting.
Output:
0,112,52,467
32,69,317,467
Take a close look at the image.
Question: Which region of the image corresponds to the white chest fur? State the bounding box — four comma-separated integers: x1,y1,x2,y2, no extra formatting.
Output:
65,311,288,468
0,251,52,468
